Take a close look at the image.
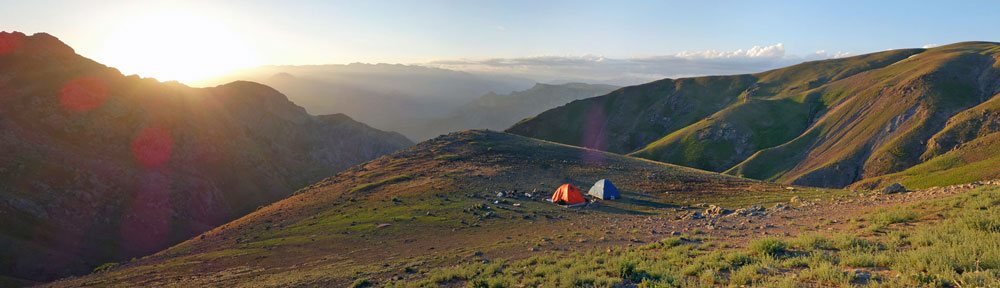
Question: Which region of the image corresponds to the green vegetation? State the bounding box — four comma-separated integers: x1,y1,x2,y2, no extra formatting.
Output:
395,186,1000,287
350,278,373,288
514,42,1000,188
748,238,788,257
350,175,414,193
433,154,461,161
855,133,1000,189
91,262,119,273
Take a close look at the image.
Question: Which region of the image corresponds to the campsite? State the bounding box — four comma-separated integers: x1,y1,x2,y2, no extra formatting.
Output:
47,130,830,287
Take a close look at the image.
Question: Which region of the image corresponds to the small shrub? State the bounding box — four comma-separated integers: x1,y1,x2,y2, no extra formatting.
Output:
961,209,1000,233
793,233,837,250
92,262,118,273
868,208,918,230
841,253,878,268
801,262,853,285
349,278,372,288
729,263,768,285
725,252,757,268
618,259,637,279
750,238,788,257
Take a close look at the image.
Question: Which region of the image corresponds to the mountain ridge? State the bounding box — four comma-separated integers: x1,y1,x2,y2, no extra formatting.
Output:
509,42,1000,188
0,31,412,282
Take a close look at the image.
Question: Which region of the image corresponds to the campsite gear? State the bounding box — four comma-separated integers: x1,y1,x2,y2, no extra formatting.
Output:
551,183,586,205
588,179,620,200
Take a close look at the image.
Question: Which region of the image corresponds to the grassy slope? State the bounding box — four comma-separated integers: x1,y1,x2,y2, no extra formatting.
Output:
513,42,1000,188
732,43,1000,187
852,132,1000,189
507,49,926,182
507,76,758,154
630,98,815,172
47,130,830,287
630,48,924,173
392,185,1000,287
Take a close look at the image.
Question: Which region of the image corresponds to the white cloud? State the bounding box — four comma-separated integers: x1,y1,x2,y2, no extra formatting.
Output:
810,50,852,59
922,43,939,49
675,43,785,59
424,44,851,86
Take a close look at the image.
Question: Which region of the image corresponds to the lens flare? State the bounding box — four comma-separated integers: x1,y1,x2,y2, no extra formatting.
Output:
581,103,608,164
59,77,109,112
0,32,21,55
131,127,174,168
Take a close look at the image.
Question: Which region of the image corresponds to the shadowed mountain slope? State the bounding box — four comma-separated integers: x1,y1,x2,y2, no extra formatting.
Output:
509,42,1000,188
0,31,411,283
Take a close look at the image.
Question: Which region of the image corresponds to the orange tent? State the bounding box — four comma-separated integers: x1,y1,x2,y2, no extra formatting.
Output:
551,183,586,205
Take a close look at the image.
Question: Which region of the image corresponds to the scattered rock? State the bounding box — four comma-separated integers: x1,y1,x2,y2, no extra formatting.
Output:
790,196,801,203
376,223,392,229
853,269,872,284
771,202,788,211
704,205,729,217
732,205,765,217
683,211,705,220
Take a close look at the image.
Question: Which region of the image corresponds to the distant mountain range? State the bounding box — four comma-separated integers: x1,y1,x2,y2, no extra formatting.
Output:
0,31,411,283
509,42,1000,189
204,64,535,140
399,82,619,140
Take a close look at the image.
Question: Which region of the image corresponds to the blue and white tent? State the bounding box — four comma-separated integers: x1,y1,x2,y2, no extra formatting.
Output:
587,179,620,200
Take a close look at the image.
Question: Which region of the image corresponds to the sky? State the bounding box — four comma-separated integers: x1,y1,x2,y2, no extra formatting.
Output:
3,0,1000,84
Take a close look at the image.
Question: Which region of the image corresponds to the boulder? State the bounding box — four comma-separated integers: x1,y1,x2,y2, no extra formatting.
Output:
882,183,907,194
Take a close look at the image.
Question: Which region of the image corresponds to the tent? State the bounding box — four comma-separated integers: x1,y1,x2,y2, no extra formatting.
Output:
588,179,620,200
551,183,586,205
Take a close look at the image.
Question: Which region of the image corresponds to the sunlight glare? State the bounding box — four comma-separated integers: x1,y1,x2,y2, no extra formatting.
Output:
98,10,256,84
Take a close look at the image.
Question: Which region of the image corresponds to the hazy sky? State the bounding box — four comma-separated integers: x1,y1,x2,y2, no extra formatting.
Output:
4,0,1000,83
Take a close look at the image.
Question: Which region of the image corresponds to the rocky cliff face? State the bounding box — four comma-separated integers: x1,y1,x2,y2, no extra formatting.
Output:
0,31,412,282
509,42,1000,188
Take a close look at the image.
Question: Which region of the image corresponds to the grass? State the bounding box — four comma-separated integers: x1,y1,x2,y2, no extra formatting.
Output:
867,208,918,231
855,132,1000,189
749,238,788,257
350,175,414,193
392,186,1000,287
433,154,461,161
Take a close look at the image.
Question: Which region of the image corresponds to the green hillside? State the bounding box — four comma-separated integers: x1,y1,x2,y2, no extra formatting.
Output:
510,42,1000,188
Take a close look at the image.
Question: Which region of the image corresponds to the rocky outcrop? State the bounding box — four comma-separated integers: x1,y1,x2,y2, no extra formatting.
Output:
0,31,412,282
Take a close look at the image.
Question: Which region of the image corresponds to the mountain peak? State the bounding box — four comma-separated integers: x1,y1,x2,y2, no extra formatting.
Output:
0,31,75,57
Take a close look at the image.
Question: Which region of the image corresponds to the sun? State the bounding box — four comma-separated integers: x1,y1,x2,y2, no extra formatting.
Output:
97,10,257,84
